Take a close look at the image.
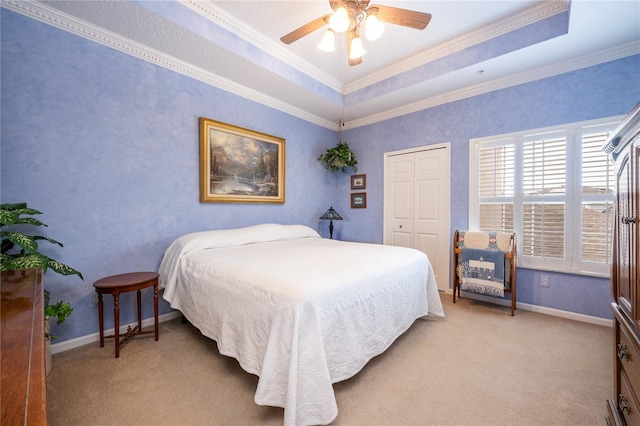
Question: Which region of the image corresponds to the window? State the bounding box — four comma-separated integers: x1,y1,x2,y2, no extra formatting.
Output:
469,117,622,277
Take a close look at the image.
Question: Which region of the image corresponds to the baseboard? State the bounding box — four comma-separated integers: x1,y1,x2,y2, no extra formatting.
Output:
50,311,182,354
458,292,613,328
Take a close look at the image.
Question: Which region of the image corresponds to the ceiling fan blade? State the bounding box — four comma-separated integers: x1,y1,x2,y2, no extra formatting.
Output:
346,30,362,67
373,5,432,30
280,14,331,44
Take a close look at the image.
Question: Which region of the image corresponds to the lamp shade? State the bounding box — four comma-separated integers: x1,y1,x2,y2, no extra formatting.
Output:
365,14,385,41
317,29,336,52
349,36,366,60
319,207,343,221
329,7,349,33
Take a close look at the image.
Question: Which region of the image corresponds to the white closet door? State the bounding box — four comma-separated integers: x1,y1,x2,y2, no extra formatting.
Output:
386,153,415,248
385,144,450,292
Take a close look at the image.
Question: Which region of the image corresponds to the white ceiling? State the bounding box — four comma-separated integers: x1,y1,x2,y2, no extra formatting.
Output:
13,0,640,130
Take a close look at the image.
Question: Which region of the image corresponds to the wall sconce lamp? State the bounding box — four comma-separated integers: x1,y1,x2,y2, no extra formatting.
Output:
319,206,343,239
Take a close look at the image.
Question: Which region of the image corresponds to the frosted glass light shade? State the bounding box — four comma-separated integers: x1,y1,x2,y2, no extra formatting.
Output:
329,7,349,33
364,14,384,41
317,29,336,52
349,36,366,59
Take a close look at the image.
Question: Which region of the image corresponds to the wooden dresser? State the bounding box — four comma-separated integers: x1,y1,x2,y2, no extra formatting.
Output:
1,268,47,425
604,102,640,426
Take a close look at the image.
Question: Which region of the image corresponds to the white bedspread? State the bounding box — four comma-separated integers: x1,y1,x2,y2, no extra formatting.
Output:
159,224,444,426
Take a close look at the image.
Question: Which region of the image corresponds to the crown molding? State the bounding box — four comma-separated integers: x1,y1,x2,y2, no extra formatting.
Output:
2,0,635,132
1,0,337,130
347,42,640,129
182,0,570,97
182,0,344,93
345,0,570,94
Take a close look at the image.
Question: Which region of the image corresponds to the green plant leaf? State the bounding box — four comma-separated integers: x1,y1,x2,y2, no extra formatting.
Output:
15,217,47,227
47,259,84,280
45,300,73,324
34,235,63,247
1,253,49,272
0,204,43,226
0,202,28,211
1,231,38,254
0,210,19,227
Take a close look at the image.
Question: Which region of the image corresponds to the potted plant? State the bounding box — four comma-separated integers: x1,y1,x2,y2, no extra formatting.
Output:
1,203,83,279
1,202,83,372
318,141,358,173
44,290,74,340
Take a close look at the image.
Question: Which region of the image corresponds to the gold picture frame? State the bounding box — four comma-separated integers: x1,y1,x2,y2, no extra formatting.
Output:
199,117,285,203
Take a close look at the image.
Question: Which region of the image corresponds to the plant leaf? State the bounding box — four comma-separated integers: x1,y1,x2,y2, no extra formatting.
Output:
1,253,49,272
34,235,63,247
0,202,28,211
45,300,73,324
0,210,19,227
15,217,47,227
2,231,38,254
47,259,84,280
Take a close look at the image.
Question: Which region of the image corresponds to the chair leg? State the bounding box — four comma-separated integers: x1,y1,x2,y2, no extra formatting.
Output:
511,283,516,316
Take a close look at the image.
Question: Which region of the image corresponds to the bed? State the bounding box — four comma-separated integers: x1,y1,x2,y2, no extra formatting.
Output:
158,223,444,425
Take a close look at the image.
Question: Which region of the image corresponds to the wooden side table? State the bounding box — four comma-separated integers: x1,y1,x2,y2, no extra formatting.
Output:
93,272,159,358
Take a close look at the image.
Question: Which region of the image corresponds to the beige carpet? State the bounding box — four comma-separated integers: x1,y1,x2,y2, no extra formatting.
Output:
46,294,612,425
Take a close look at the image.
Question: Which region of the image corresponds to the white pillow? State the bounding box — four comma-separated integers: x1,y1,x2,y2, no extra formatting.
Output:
159,224,320,289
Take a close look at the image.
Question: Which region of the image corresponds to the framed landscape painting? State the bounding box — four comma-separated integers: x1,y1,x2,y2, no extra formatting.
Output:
199,117,285,203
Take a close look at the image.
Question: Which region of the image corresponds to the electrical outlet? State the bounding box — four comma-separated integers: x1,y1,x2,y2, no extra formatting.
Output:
93,293,99,306
540,274,550,287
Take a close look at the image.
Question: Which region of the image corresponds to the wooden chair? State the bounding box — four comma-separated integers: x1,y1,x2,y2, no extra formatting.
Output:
452,230,517,316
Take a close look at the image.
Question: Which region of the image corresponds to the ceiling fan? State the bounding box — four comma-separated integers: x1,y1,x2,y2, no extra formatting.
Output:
280,0,432,66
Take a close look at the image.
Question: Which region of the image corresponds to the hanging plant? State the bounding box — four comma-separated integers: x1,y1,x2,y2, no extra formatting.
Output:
318,141,358,173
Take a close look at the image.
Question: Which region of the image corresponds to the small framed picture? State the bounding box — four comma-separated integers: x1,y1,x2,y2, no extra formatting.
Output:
351,192,367,208
351,174,366,190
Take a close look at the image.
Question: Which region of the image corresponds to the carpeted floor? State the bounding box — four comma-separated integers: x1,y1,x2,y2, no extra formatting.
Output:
46,294,612,425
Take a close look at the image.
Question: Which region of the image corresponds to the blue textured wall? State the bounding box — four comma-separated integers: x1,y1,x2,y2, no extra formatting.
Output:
339,55,640,319
0,9,341,341
2,8,639,343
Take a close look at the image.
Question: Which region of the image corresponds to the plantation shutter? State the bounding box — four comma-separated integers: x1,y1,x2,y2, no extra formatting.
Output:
470,116,622,276
477,142,515,233
521,132,566,259
580,126,615,264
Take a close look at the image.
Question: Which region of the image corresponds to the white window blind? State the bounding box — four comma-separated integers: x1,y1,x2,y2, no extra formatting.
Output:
577,125,616,271
478,142,514,233
469,117,622,277
522,132,566,261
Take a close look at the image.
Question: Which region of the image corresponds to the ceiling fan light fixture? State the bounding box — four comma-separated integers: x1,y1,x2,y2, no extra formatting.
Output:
364,14,384,41
329,6,350,33
280,1,432,67
317,29,336,52
349,36,366,60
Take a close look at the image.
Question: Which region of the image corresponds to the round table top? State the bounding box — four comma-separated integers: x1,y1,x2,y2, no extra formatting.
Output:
93,272,159,289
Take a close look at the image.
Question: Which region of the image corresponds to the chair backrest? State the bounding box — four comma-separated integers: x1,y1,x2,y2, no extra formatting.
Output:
455,230,514,254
